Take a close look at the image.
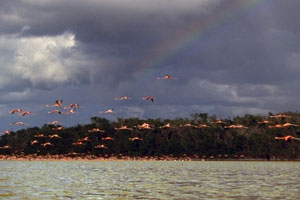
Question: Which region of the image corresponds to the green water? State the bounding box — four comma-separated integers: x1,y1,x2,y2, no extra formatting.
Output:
0,161,299,199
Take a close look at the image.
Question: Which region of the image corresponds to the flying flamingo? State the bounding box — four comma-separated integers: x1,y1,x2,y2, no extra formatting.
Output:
114,96,132,100
257,120,273,124
159,123,173,129
225,124,248,129
42,142,54,147
52,126,64,131
49,134,61,139
180,123,197,128
49,121,62,125
64,103,83,109
9,109,23,114
142,96,155,102
129,137,143,141
10,121,27,126
1,129,12,135
31,140,39,145
34,134,46,138
270,114,292,119
19,111,32,116
196,124,210,128
137,123,153,130
102,137,114,141
72,141,85,146
268,124,284,128
46,100,63,107
48,110,62,114
78,137,90,142
282,123,299,128
115,126,133,131
88,128,105,133
95,144,108,149
100,109,115,114
275,135,300,141
62,108,77,114
0,145,11,149
157,74,178,80
211,120,226,125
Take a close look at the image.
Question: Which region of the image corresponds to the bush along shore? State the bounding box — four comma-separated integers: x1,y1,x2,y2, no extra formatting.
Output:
1,113,300,161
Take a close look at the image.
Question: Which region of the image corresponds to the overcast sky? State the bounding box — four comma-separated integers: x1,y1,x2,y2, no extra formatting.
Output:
1,0,300,131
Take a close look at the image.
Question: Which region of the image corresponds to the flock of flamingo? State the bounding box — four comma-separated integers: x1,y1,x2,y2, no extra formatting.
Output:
1,74,300,151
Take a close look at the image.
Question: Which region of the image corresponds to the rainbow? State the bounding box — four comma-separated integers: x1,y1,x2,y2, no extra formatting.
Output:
146,0,264,70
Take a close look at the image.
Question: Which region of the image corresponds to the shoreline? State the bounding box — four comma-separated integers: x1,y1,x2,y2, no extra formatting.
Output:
1,154,299,161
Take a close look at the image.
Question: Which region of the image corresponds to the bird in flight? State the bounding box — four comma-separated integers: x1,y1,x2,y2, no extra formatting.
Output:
180,123,197,128
10,121,27,126
115,126,133,131
224,124,248,129
64,103,83,109
275,135,300,141
100,109,115,114
282,123,299,128
270,114,292,119
257,120,273,124
72,141,85,146
159,123,173,129
52,126,64,131
31,140,39,145
137,123,153,130
9,109,23,114
42,142,54,147
268,124,284,128
114,96,132,100
1,129,12,135
157,74,178,80
62,108,77,114
196,124,210,128
49,134,61,139
19,111,32,116
0,145,11,149
88,128,105,133
34,133,46,138
211,120,226,125
142,96,155,102
129,137,143,141
78,136,90,142
102,137,114,141
48,121,62,125
46,100,63,107
48,110,62,114
95,144,108,149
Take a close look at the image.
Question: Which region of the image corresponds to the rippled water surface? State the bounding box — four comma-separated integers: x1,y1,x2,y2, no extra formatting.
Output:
1,161,299,199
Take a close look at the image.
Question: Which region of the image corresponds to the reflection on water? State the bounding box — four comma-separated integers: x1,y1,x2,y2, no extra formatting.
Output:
0,161,300,199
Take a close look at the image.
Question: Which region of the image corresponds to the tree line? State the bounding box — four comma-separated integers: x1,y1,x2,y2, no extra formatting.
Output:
1,112,300,160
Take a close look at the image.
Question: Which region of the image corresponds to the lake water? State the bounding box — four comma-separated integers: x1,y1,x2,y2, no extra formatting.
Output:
0,161,299,199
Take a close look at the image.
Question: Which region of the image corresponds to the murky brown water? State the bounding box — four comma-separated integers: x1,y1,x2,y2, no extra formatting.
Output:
0,161,299,199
